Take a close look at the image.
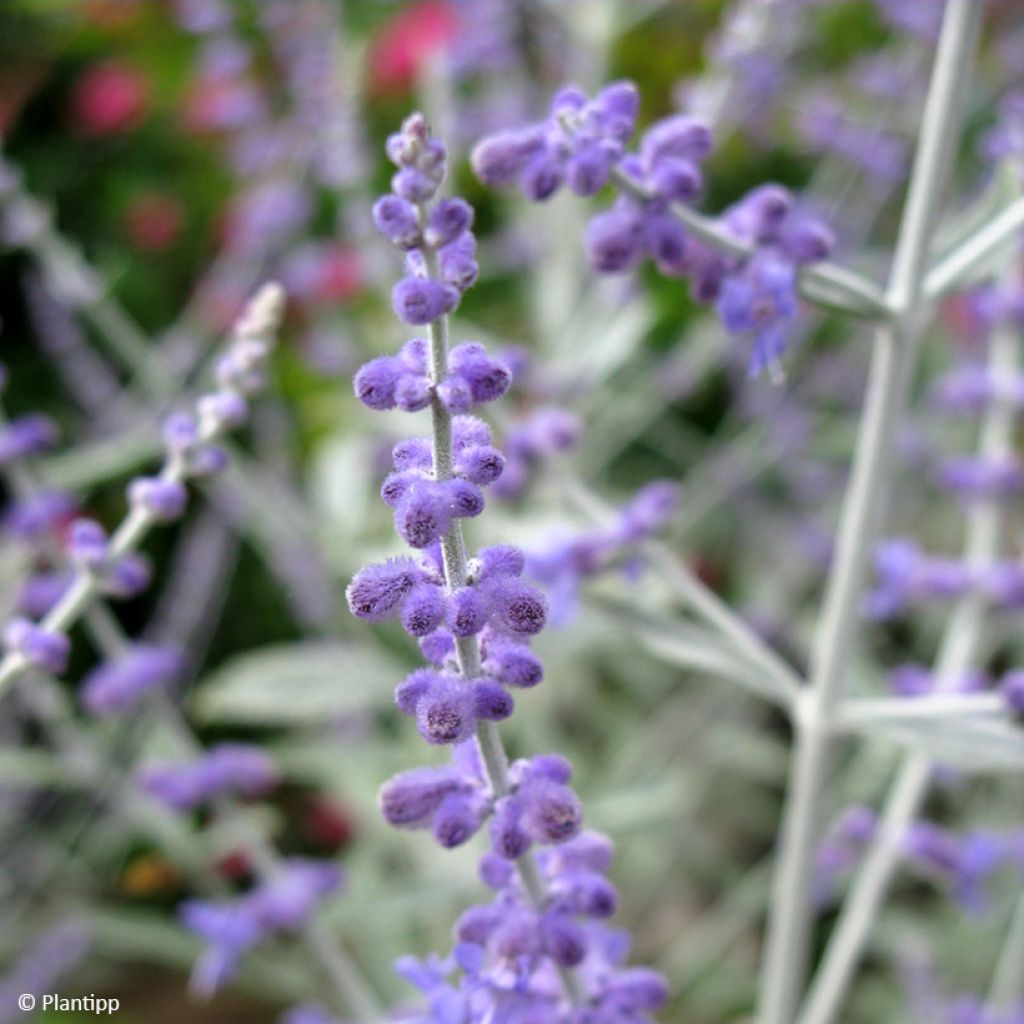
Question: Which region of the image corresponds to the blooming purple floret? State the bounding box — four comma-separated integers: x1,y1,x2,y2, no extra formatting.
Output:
349,112,669,1021
473,80,833,374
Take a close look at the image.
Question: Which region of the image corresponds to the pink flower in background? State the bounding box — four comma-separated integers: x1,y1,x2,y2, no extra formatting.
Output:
69,61,149,136
123,192,185,252
368,0,458,97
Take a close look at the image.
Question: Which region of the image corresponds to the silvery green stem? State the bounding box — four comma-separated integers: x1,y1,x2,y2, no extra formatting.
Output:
990,888,1024,1012
0,464,183,697
925,192,1024,299
836,692,1004,729
757,4,983,1023
418,226,585,1005
797,244,1017,1024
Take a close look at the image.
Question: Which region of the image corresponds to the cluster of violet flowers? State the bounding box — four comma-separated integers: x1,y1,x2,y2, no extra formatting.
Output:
471,82,834,376
346,113,668,1024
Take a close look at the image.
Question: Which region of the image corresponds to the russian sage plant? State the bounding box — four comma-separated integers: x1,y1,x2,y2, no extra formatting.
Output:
347,113,669,1022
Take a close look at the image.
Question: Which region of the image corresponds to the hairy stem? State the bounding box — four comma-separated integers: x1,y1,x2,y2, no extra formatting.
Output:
420,228,585,1004
756,3,984,1022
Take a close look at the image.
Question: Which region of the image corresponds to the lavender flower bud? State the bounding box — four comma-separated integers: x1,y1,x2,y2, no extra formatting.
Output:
198,391,248,435
346,558,420,621
584,204,643,273
483,640,544,688
401,587,446,638
541,913,587,967
3,618,70,674
521,151,564,201
103,552,151,598
416,677,476,744
0,413,58,464
479,852,514,890
566,142,612,197
521,779,582,843
437,376,475,413
379,765,465,828
640,115,712,169
473,679,515,721
455,903,502,944
373,195,422,250
81,645,184,716
67,518,109,569
781,218,835,265
128,477,188,522
605,969,670,1011
725,184,793,244
395,374,432,413
452,415,492,451
445,479,485,519
395,667,439,714
438,234,479,291
18,571,70,618
489,579,547,636
490,796,531,859
559,870,618,917
446,587,491,638
454,444,505,485
395,483,452,549
393,436,433,471
420,629,455,665
163,411,200,456
354,356,402,410
527,753,573,784
470,128,544,186
392,167,439,204
643,212,689,276
447,343,512,404
432,792,486,848
392,277,460,325
647,157,702,202
426,199,473,248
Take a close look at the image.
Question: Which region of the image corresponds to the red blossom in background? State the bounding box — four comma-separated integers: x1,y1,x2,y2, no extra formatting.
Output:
367,0,458,97
69,61,149,137
123,192,185,252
